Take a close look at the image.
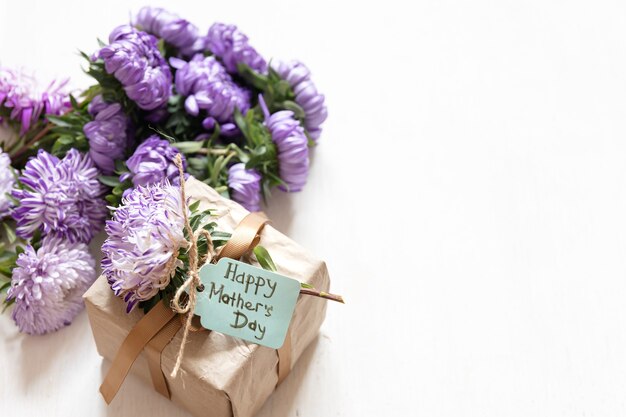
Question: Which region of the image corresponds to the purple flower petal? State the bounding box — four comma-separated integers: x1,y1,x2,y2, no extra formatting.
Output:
228,163,262,211
95,25,172,111
124,135,186,188
134,6,202,57
102,183,189,312
272,60,328,142
7,236,96,335
83,96,132,174
206,23,267,74
11,149,108,242
174,54,250,132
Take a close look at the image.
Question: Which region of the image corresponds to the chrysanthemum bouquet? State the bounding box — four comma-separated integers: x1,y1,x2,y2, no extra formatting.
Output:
0,6,327,335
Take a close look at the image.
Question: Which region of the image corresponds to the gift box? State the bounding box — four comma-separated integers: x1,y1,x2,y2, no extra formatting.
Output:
84,177,331,417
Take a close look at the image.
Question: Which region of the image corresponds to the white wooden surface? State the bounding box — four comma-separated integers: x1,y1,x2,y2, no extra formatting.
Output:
3,1,626,416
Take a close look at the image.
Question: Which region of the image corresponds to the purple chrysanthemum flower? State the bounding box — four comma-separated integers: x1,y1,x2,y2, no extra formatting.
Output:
11,149,108,243
0,150,15,217
134,6,202,56
228,163,262,212
96,25,172,111
102,183,189,312
7,236,96,335
83,95,132,174
272,60,328,141
259,97,310,192
122,135,186,193
171,54,250,135
0,68,70,135
206,23,267,74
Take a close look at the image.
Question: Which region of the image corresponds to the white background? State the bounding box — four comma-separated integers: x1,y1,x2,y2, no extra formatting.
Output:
2,0,626,416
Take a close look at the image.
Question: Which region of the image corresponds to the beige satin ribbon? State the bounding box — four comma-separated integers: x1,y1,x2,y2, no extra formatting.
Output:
217,211,268,260
145,314,183,397
100,300,177,404
277,327,292,384
100,212,293,403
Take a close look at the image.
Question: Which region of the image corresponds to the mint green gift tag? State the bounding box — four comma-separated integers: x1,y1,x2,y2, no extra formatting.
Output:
195,258,301,349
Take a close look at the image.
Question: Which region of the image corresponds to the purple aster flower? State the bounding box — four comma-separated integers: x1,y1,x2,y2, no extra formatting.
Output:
0,150,15,217
273,60,328,141
83,95,132,174
122,135,186,193
7,236,96,335
259,96,310,192
96,25,172,111
0,68,70,135
102,183,189,312
11,149,108,243
134,6,202,56
171,54,250,135
206,23,267,74
228,163,262,212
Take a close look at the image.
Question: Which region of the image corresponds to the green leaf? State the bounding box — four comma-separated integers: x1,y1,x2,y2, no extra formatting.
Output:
98,176,121,187
263,170,285,188
114,159,127,174
280,100,306,120
2,223,16,244
172,141,204,154
275,80,292,98
0,250,17,266
79,50,91,61
208,124,221,144
31,229,42,249
233,110,248,139
57,136,74,145
237,62,269,90
105,194,119,206
253,245,277,272
111,185,124,197
69,94,79,109
2,296,15,313
203,222,218,233
210,231,232,239
300,282,314,289
187,156,208,172
46,115,73,128
157,38,167,57
190,215,204,231
188,200,201,213
211,155,225,185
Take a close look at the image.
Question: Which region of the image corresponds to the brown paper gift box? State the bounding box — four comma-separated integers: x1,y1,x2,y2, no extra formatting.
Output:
84,177,331,417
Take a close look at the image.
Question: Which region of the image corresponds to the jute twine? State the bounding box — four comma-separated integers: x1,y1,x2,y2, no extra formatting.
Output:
169,154,215,378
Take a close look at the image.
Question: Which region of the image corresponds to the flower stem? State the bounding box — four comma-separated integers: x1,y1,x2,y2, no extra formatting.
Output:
11,123,52,160
196,148,238,157
299,288,345,303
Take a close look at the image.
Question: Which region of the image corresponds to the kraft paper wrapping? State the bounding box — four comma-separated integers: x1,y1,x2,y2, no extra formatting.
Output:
84,177,330,417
